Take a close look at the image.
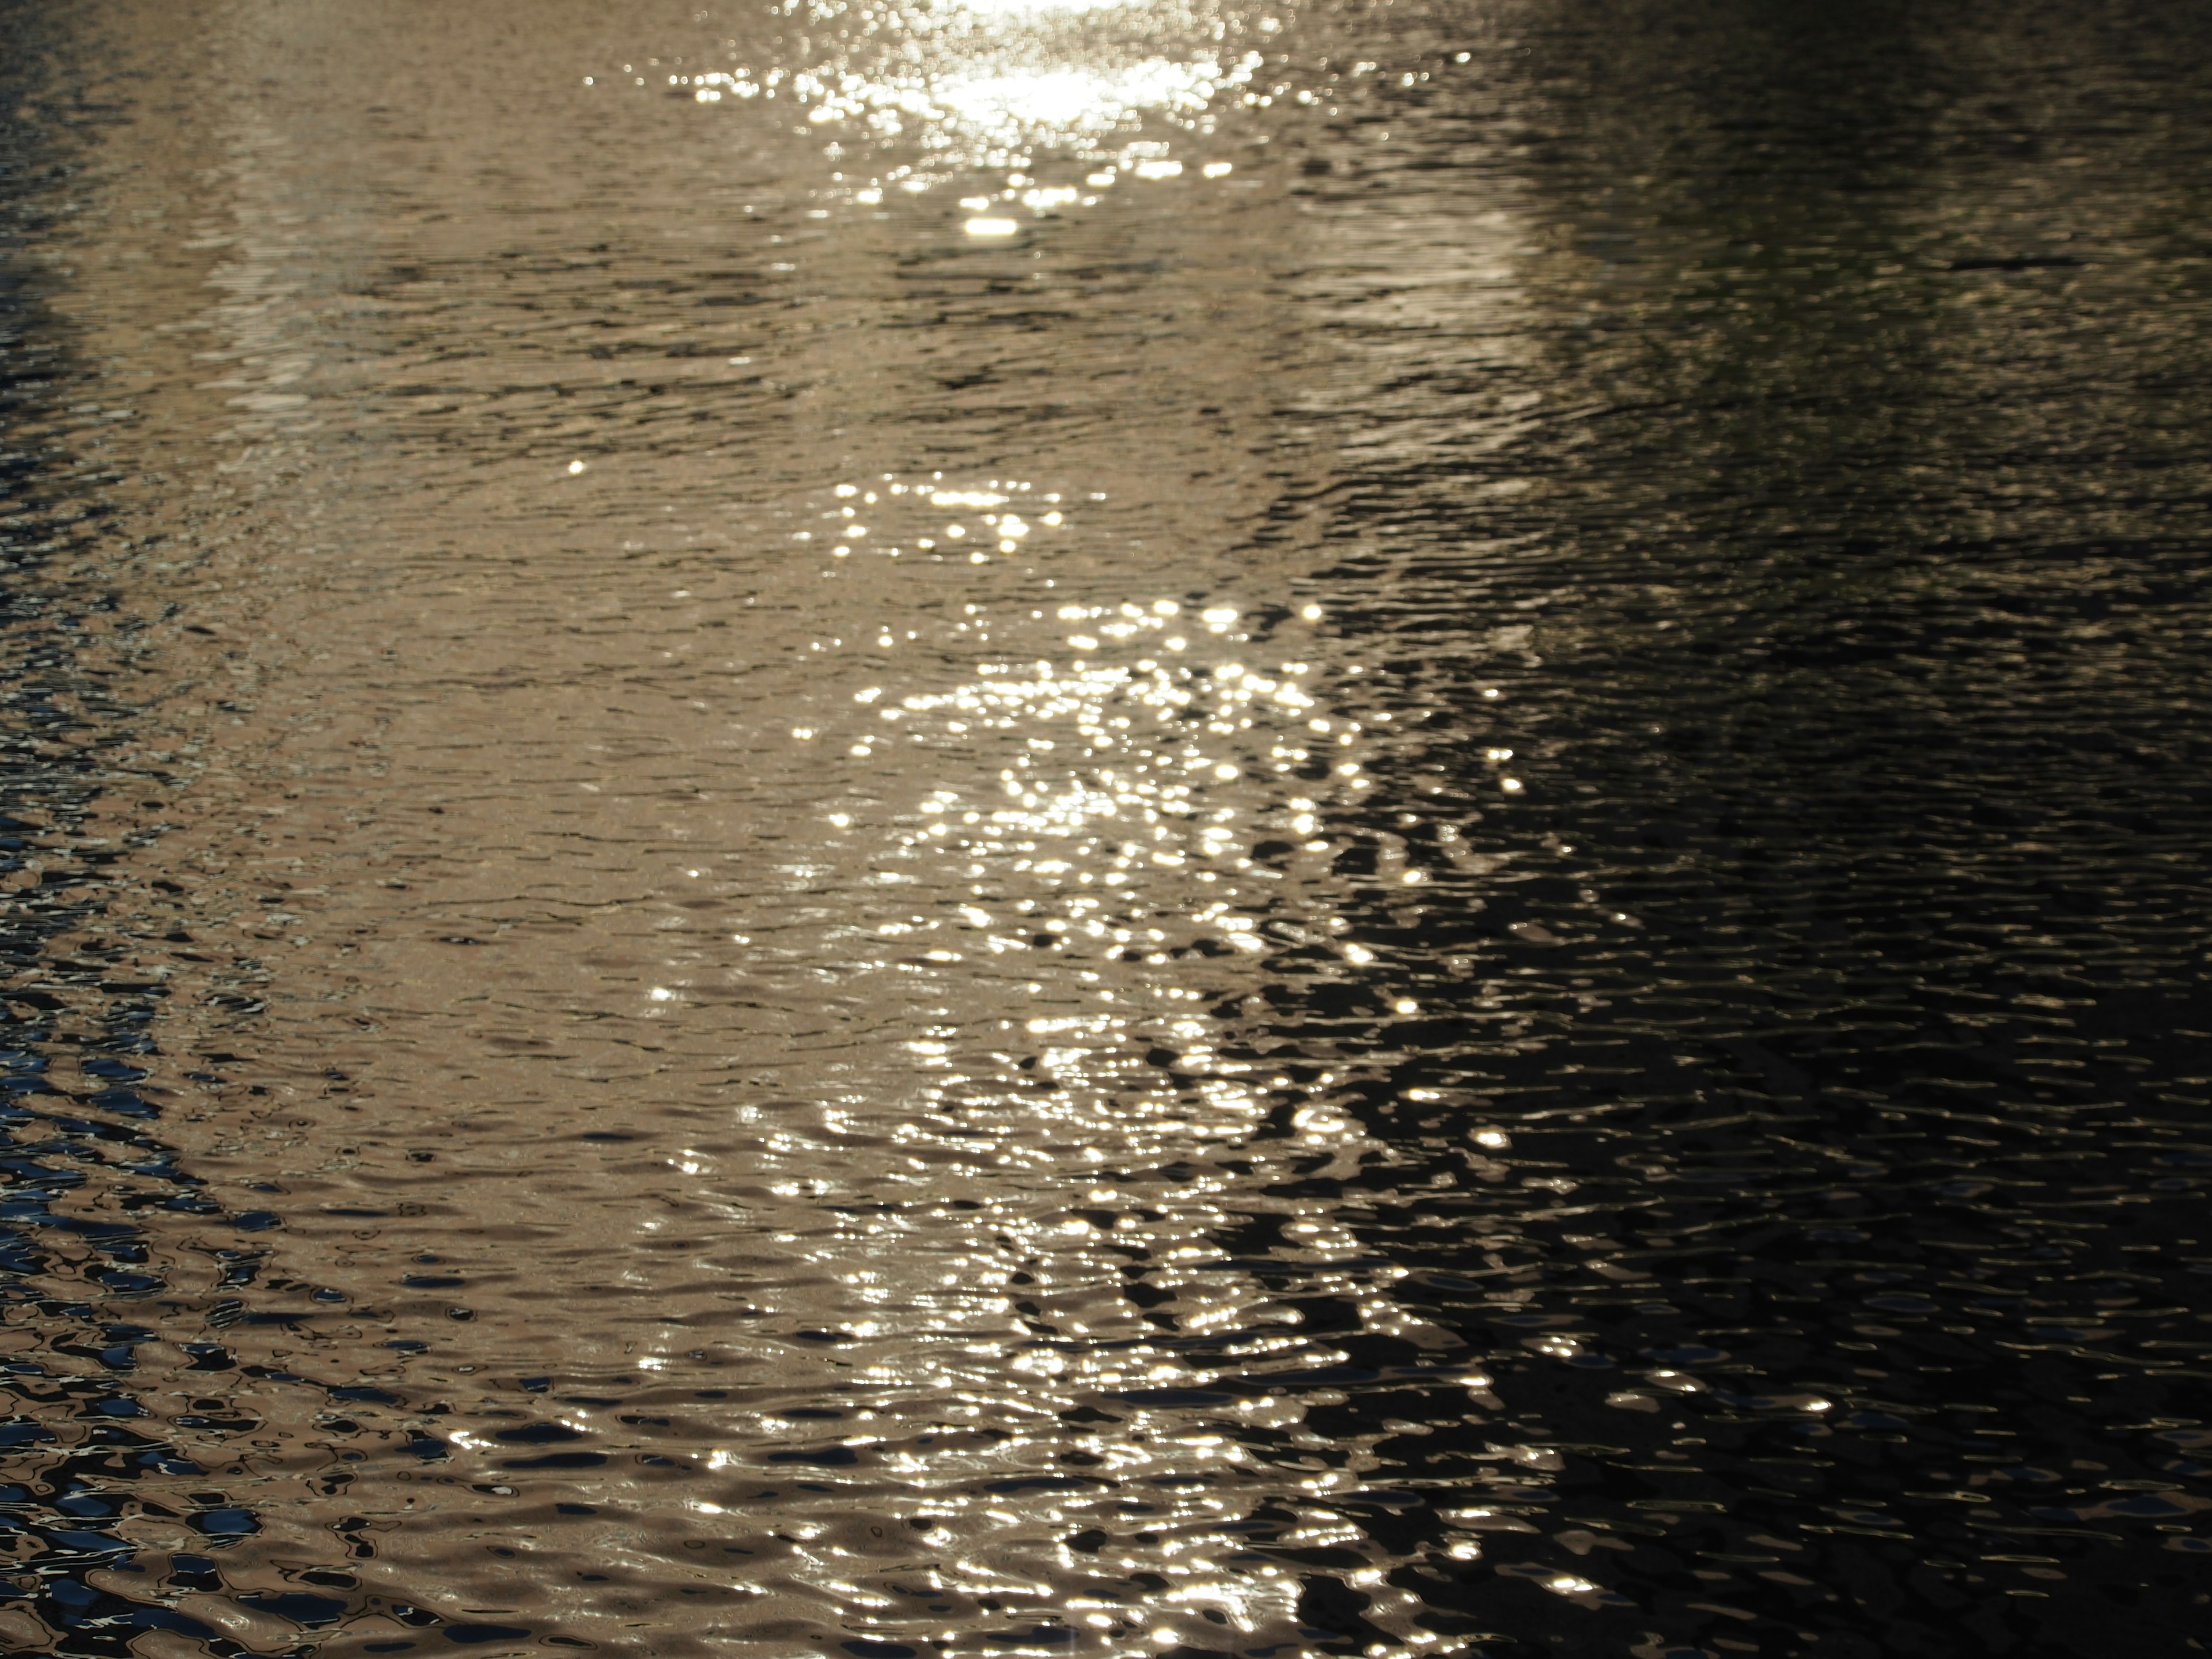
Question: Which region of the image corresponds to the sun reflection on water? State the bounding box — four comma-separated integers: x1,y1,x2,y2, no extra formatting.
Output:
589,461,1456,1651
664,0,1282,189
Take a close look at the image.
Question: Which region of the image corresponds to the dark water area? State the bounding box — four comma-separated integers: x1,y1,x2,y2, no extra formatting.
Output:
3,2,2211,1657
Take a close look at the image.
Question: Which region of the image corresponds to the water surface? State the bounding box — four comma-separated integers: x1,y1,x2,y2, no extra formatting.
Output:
3,2,2210,1657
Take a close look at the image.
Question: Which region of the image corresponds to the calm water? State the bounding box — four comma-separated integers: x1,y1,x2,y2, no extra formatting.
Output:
4,2,2211,1657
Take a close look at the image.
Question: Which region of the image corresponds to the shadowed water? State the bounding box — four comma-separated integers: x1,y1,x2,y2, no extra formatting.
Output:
3,2,2210,1657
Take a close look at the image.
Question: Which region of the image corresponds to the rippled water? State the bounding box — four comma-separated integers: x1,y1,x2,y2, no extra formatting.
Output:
5,2,2211,1656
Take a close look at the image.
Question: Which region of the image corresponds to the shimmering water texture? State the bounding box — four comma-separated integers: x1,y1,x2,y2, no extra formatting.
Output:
3,1,2211,1657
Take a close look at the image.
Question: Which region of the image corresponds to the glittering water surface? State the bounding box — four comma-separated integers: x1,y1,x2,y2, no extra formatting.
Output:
5,2,2211,1657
